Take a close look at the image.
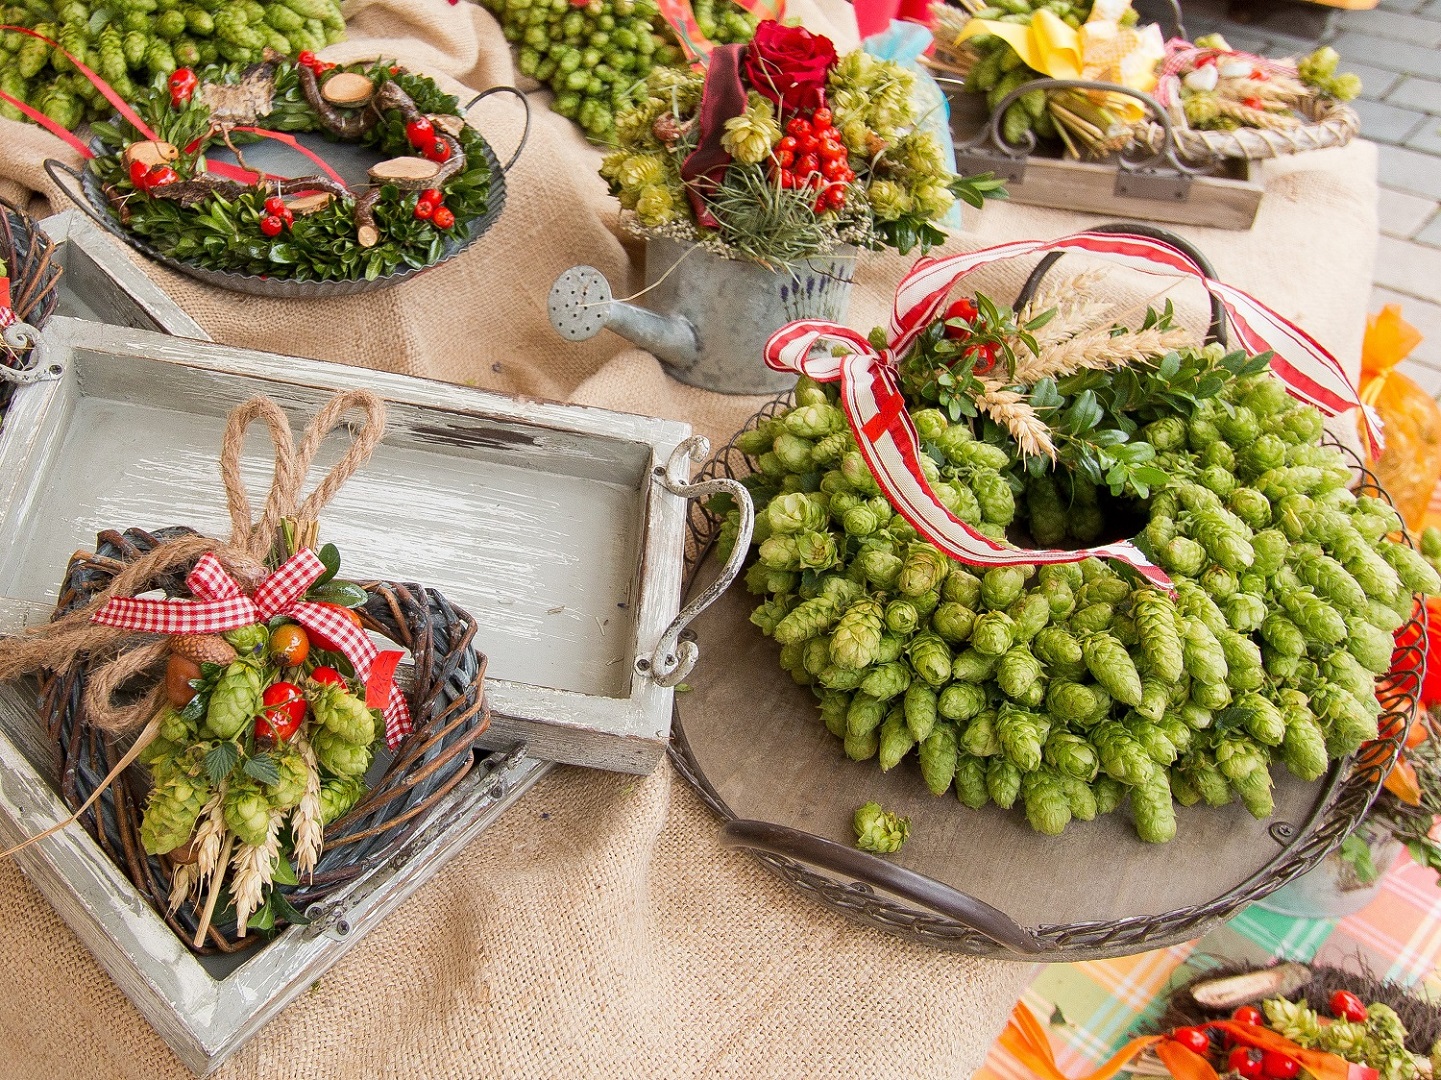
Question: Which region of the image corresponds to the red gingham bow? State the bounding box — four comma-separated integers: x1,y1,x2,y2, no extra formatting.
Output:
764,230,1377,587
92,550,412,748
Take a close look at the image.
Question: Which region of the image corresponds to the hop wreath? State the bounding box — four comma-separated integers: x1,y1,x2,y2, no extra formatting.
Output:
86,54,493,282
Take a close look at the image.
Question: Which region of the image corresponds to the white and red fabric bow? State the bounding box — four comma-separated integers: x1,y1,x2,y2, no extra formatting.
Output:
764,230,1375,587
92,550,412,748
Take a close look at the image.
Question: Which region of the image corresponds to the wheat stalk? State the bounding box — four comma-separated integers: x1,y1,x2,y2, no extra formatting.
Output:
193,785,227,885
977,384,1057,462
293,734,324,879
231,808,283,938
1015,325,1193,383
1020,270,1116,348
1216,100,1302,131
167,862,196,916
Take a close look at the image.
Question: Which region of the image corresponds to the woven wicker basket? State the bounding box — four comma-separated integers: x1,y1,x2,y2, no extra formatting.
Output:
43,525,495,955
0,197,62,416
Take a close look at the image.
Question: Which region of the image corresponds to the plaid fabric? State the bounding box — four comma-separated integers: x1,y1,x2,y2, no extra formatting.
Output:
975,849,1441,1079
91,551,413,746
0,305,15,330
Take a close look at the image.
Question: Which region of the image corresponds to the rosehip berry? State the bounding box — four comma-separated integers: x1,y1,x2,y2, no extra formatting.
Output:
432,206,455,229
773,149,794,168
839,167,856,183
405,116,435,148
310,665,347,688
821,157,846,180
264,195,287,215
424,139,452,163
145,165,178,188
797,133,819,155
168,67,197,107
297,50,316,68
812,194,826,213
129,159,151,189
268,623,310,667
315,61,335,73
806,173,823,190
414,198,435,220
778,135,798,153
1231,1005,1265,1027
1169,1027,1211,1056
796,153,819,176
257,680,306,742
419,187,444,205
1260,1051,1299,1080
819,138,846,160
308,602,362,652
944,297,979,326
785,117,810,137
777,168,795,189
1329,990,1368,1023
1228,1047,1264,1080
823,185,846,210
260,214,286,237
811,106,832,127
964,341,999,374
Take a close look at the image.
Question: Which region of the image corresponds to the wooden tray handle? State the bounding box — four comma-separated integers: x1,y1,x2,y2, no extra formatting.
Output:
720,818,1046,955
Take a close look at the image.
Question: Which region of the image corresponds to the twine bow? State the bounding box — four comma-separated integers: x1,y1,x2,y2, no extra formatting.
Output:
1001,1002,1378,1080
92,550,411,747
764,229,1376,586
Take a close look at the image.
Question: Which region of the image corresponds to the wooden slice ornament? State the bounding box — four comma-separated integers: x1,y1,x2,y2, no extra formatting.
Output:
284,192,334,216
430,114,464,138
121,140,180,169
368,156,441,187
320,71,374,107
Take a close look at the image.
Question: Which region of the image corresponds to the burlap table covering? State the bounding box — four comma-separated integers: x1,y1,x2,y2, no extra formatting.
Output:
0,0,1378,1075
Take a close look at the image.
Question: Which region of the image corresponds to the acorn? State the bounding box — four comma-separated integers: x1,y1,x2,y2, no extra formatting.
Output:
170,634,237,667
164,654,203,709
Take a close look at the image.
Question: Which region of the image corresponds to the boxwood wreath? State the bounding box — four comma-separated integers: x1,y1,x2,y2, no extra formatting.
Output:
88,57,493,281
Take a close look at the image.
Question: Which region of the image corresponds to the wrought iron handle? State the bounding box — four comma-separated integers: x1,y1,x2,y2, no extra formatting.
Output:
0,322,64,384
720,819,1046,955
641,436,755,688
43,159,119,235
464,86,531,173
1012,221,1230,348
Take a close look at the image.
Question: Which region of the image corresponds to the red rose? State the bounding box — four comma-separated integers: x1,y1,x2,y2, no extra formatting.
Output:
743,20,837,114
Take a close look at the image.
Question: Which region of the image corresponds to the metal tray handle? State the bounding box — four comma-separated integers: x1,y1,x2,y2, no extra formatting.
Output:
720,819,1045,955
0,323,64,384
464,86,531,174
642,436,755,688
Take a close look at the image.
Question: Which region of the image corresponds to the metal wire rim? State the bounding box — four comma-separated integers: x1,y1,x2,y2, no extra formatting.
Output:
670,393,1423,960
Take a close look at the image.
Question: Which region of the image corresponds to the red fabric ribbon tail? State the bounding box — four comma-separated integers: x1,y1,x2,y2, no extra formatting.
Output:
679,43,749,228
0,86,94,158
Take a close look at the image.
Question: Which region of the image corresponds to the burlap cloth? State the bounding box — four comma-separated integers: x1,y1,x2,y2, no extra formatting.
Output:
0,1,1378,1075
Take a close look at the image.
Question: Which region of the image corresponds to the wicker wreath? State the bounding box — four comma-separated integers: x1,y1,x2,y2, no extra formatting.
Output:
1138,94,1361,164
42,525,494,954
0,197,62,413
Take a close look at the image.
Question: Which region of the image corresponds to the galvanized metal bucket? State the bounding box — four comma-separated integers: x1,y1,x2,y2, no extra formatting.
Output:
550,236,858,395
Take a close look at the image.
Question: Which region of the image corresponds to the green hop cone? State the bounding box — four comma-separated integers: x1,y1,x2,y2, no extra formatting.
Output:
1123,716,1177,765
908,632,954,687
1238,692,1286,747
157,705,197,746
201,661,264,740
750,596,795,635
771,434,815,474
996,645,1044,701
1092,721,1155,786
1186,506,1254,571
996,704,1050,772
954,753,990,809
919,723,960,795
818,691,852,738
830,598,885,669
1217,629,1264,691
223,776,271,846
1378,540,1441,595
766,491,826,534
1346,616,1396,675
318,774,365,825
312,684,377,747
1133,589,1184,683
878,709,916,771
853,801,910,853
1046,680,1105,728
898,543,949,597
223,623,269,657
903,682,939,741
1070,603,1115,636
1231,765,1274,819
938,681,987,722
1083,632,1144,707
986,757,1023,809
1161,536,1206,576
884,597,919,635
1228,487,1272,531
1034,625,1085,674
1021,768,1072,836
1130,778,1177,843
267,744,309,810
844,726,880,761
971,468,1015,525
1008,593,1051,642
860,661,911,701
857,548,904,589
1293,545,1369,613
141,769,210,855
931,601,976,643
960,710,1002,757
980,565,1028,611
1260,612,1307,658
846,692,887,737
312,725,373,777
971,611,1017,657
774,596,840,646
1044,731,1099,782
1181,619,1230,685
1279,710,1328,783
942,568,984,608
794,531,839,571
1038,575,1076,619
1225,592,1269,633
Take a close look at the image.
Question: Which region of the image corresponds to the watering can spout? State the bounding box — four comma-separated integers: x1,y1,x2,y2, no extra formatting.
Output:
548,266,700,371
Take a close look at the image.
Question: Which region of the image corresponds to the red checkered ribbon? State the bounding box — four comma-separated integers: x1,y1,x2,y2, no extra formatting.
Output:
0,274,14,329
764,229,1376,585
91,550,413,747
1154,38,1299,109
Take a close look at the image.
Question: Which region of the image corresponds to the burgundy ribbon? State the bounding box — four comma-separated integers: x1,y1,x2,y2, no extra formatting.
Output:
679,43,750,228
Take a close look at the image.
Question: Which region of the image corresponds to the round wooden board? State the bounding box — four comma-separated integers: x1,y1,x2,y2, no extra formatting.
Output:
675,552,1339,958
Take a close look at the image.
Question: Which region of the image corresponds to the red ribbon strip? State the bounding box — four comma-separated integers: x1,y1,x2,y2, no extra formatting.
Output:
764,229,1375,582
91,550,412,748
0,25,159,142
0,86,94,157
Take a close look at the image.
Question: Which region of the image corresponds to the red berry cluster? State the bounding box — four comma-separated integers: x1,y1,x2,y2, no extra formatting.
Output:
260,195,294,238
1166,995,1373,1080
412,187,456,230
940,296,998,375
770,106,853,213
404,117,453,164
129,160,178,193
297,50,336,76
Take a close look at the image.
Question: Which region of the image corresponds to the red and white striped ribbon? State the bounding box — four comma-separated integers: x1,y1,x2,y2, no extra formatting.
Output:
93,550,412,747
764,229,1374,585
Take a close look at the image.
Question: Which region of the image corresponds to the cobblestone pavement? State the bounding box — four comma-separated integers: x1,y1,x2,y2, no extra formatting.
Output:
1176,0,1441,388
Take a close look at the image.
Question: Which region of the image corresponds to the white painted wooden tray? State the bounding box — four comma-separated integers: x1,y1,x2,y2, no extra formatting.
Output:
0,315,710,773
39,210,209,339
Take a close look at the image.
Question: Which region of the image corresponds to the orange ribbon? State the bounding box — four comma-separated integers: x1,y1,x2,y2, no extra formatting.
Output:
1000,1004,1379,1080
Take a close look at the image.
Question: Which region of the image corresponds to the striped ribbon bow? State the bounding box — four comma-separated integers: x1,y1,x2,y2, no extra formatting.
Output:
92,550,412,748
763,230,1376,586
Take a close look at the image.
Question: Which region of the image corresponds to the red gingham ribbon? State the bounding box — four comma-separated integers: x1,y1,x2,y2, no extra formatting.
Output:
764,230,1376,584
92,550,413,747
1154,38,1299,108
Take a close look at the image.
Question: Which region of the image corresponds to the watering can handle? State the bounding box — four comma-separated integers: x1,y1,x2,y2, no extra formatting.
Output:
464,86,531,174
639,436,754,688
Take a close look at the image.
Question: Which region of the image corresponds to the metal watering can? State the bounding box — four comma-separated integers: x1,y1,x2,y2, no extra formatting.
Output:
548,237,858,395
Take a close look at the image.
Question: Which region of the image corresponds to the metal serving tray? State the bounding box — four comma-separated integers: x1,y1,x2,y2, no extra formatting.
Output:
39,210,209,338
